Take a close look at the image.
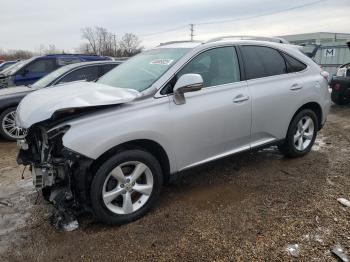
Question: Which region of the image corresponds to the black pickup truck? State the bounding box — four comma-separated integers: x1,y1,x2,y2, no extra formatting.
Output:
330,41,350,105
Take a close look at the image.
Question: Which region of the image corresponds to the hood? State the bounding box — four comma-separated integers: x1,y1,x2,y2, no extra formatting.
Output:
16,81,141,128
0,85,32,97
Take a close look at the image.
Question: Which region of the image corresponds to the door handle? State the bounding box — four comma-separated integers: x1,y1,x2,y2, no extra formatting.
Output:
290,83,303,91
233,95,249,103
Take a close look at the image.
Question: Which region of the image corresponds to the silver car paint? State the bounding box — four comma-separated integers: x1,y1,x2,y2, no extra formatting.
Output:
17,40,331,174
16,81,141,128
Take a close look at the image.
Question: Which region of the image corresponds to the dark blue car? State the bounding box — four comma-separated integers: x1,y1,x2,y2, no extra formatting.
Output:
0,54,111,88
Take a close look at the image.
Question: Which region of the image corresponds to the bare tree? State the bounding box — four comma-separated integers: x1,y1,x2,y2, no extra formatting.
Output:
119,33,143,57
80,27,143,57
0,49,33,60
36,44,62,55
81,27,116,56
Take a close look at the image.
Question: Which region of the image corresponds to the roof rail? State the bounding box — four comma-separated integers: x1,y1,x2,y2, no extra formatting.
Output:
45,53,103,57
206,36,289,44
158,40,201,46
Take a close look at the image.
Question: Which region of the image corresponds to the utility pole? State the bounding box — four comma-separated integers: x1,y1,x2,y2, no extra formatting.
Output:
190,24,195,41
113,34,117,56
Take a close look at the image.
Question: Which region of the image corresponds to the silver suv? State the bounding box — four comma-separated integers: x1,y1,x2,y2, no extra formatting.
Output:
16,38,331,226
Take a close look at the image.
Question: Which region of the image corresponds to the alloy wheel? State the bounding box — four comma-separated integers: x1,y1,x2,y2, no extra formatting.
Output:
293,116,314,151
1,110,26,140
102,161,154,215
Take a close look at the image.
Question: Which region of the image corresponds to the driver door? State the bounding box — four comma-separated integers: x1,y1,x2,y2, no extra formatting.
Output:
167,46,251,170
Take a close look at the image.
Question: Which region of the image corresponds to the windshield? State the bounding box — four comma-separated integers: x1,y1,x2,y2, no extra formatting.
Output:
0,61,16,72
31,65,72,89
97,48,190,91
0,58,34,76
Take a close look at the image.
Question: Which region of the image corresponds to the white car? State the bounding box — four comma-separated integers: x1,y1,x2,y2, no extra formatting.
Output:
16,37,331,228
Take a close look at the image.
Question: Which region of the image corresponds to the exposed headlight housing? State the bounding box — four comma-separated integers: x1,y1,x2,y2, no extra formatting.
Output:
47,125,70,140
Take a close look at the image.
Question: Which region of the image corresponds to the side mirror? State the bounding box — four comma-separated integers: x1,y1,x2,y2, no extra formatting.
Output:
173,73,203,105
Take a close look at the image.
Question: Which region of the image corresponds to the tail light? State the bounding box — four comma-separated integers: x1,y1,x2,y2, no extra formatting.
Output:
320,71,329,81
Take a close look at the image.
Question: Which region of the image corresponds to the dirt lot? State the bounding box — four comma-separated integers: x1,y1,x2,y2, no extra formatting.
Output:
0,104,350,261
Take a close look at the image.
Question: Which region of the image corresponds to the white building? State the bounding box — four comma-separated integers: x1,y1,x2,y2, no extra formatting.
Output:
280,32,350,75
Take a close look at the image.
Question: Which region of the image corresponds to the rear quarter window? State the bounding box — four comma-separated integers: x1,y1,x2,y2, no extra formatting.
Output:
241,46,287,80
283,53,307,73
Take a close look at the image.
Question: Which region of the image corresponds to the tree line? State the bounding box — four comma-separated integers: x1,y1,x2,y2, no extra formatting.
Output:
0,26,143,61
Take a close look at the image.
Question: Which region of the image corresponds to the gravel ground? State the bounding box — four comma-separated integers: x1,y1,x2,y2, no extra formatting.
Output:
0,104,350,261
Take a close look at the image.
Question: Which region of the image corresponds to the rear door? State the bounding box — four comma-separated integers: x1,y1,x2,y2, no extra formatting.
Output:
240,45,305,147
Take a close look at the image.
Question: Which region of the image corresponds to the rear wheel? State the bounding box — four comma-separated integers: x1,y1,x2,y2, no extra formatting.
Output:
0,107,26,141
279,109,318,158
90,149,163,225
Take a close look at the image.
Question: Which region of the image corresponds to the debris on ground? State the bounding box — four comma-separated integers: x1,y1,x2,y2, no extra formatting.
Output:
332,244,349,262
0,200,13,207
337,198,350,208
286,244,300,257
51,209,79,232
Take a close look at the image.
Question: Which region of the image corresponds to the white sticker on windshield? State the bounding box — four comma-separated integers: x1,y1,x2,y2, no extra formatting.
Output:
150,59,174,65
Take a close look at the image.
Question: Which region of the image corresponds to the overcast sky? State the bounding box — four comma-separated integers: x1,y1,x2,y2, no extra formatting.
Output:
0,0,349,52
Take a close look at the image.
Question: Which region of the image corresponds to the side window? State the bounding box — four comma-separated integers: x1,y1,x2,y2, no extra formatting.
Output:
241,46,287,80
58,66,99,84
24,58,56,73
178,46,240,88
283,53,307,73
100,64,118,76
161,46,240,94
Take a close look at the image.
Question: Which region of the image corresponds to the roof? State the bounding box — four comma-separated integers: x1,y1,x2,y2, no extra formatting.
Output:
157,41,202,49
45,53,107,57
156,36,290,49
60,60,122,70
206,35,289,44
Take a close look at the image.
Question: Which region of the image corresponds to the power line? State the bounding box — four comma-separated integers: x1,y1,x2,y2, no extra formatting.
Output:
138,0,329,38
139,25,187,37
196,0,329,26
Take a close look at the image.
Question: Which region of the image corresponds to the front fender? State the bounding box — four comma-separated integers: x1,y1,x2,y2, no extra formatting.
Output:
62,124,178,173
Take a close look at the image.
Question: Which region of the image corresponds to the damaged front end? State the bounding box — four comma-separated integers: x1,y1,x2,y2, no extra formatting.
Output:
17,124,94,231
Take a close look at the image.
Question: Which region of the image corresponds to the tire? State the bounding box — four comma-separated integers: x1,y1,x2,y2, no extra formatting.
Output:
279,109,318,158
0,107,26,141
331,92,348,105
90,149,163,225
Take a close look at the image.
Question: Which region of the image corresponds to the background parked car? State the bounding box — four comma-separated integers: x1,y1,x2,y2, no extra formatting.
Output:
0,60,121,141
0,54,111,89
330,41,350,105
0,60,19,73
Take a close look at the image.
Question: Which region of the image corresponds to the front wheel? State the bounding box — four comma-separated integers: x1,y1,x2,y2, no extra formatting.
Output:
279,109,318,158
90,149,163,225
